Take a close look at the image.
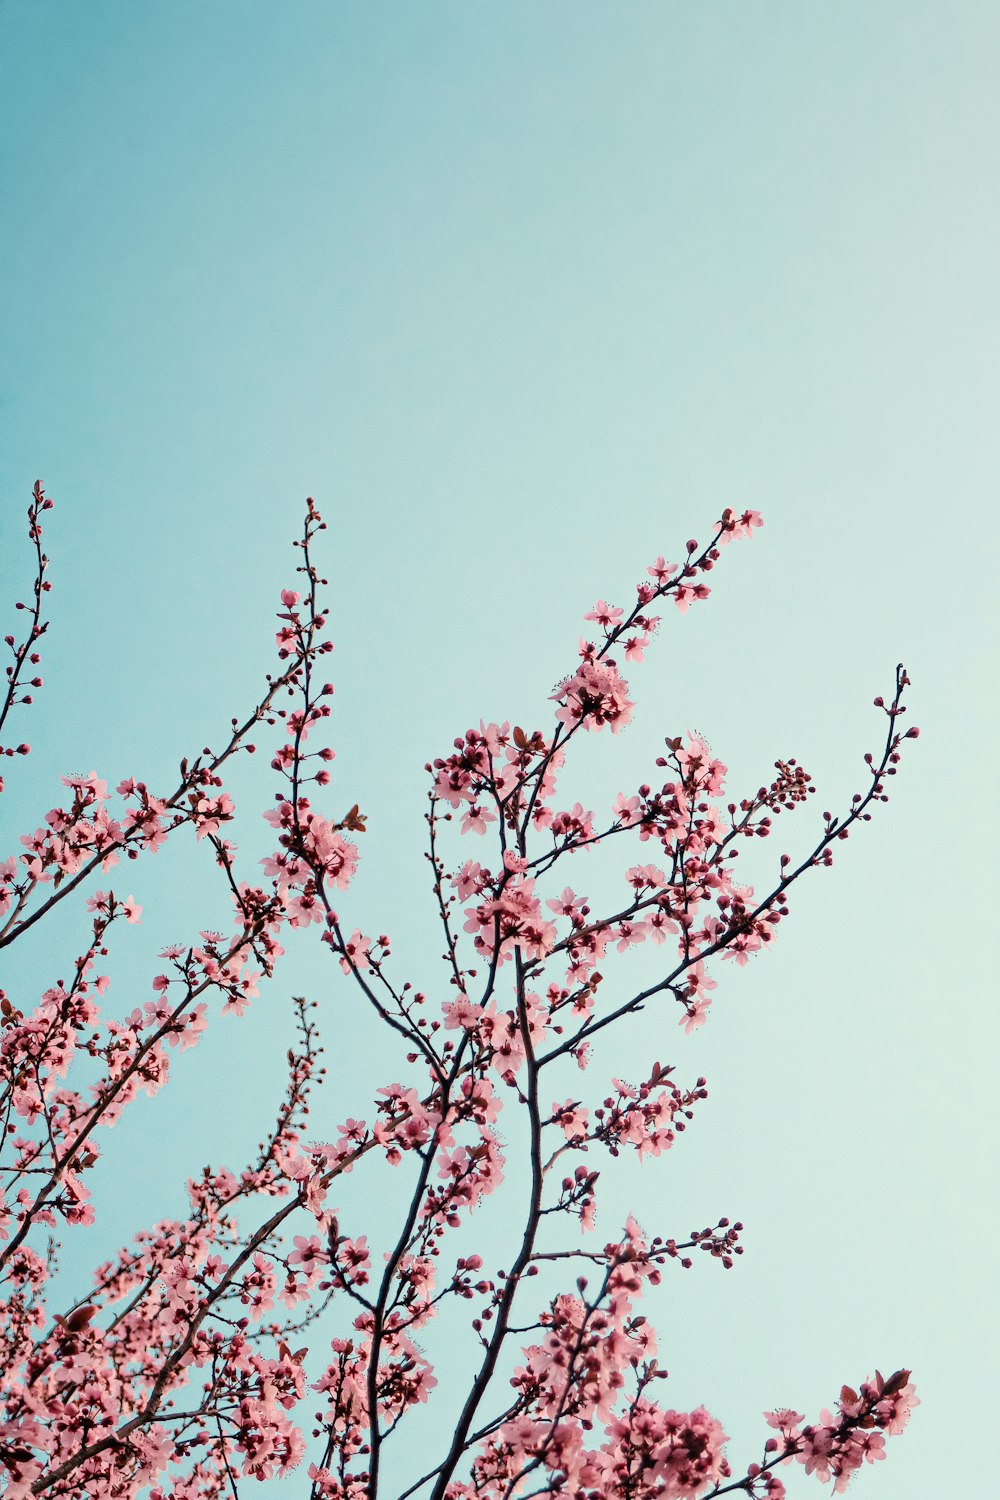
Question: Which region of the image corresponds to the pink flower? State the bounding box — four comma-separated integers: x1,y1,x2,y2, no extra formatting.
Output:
647,555,678,584
681,996,712,1033
583,599,624,629
61,770,109,800
288,1235,328,1275
461,804,496,837
453,860,489,899
442,994,484,1031
765,1408,804,1434
546,886,586,919
613,792,642,826
339,929,372,975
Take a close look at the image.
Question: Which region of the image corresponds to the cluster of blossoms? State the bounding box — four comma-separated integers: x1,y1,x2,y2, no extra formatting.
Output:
0,490,918,1498
459,1218,731,1499
758,1369,920,1496
553,654,636,736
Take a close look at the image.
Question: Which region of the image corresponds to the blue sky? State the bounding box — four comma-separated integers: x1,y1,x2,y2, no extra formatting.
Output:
1,4,997,1496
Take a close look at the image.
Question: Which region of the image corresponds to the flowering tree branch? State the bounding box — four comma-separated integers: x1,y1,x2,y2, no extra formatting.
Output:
0,487,918,1499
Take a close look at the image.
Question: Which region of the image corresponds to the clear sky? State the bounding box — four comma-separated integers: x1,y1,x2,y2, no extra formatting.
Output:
1,4,997,1496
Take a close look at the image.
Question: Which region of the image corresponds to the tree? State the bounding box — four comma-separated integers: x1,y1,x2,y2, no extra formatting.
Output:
0,482,919,1499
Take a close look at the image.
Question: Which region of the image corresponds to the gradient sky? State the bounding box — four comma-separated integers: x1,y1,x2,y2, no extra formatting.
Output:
1,4,997,1497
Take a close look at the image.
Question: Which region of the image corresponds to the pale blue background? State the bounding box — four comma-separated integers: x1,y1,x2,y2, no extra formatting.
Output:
1,4,997,1496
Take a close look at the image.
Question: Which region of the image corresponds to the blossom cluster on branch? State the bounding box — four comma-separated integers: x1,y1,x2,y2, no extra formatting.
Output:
0,484,918,1499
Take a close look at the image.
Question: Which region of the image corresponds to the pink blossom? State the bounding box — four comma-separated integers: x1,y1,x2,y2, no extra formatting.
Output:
583,599,625,629
453,860,489,899
554,659,635,735
546,886,586,920
647,555,678,584
461,803,497,836
614,792,642,826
